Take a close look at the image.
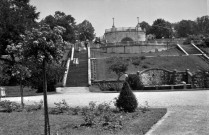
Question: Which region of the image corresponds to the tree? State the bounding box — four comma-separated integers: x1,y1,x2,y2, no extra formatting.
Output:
29,62,65,93
77,20,95,41
41,11,76,43
6,41,31,108
196,16,209,36
175,20,197,37
115,82,138,112
0,63,11,86
0,0,39,57
23,24,67,135
150,18,172,39
140,21,151,35
10,64,31,108
109,57,128,81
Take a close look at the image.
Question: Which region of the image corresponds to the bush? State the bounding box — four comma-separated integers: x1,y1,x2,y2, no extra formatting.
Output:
115,82,138,112
80,101,123,130
49,100,69,115
24,101,43,112
0,100,21,112
126,74,144,90
0,100,44,113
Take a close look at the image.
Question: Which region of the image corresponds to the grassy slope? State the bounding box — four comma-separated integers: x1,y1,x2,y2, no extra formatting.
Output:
91,47,183,58
0,108,166,135
94,54,209,80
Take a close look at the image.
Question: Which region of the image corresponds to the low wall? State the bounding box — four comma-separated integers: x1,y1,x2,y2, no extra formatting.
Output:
139,68,192,86
105,45,172,54
92,80,124,91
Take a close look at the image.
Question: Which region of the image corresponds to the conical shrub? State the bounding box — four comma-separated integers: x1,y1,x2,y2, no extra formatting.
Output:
116,82,138,112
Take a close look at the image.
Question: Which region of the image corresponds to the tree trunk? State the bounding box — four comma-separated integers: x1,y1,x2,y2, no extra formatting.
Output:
20,78,24,108
43,58,50,135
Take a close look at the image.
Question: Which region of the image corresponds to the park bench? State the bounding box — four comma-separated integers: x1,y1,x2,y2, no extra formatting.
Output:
0,87,6,101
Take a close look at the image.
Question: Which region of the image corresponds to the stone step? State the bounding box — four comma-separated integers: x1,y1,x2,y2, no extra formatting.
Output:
181,44,201,54
66,50,88,87
56,87,90,93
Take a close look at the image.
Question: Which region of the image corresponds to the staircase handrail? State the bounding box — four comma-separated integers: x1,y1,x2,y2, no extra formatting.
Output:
191,43,209,60
63,46,74,87
191,43,205,54
177,44,189,55
88,46,91,85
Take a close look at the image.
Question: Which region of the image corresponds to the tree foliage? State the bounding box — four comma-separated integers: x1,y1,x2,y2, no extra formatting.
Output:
23,24,66,63
175,20,197,37
150,18,172,39
108,57,128,81
77,20,95,41
0,0,39,56
196,15,209,36
140,21,151,35
126,74,144,90
41,11,76,43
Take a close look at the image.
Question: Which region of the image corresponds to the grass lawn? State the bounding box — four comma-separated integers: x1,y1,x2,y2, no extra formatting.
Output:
2,86,56,97
94,55,209,80
0,108,167,135
91,47,183,58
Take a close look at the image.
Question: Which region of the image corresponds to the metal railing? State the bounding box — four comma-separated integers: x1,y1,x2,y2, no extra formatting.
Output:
105,41,178,47
105,27,142,33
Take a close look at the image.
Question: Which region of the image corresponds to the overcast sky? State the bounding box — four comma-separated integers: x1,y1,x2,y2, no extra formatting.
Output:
30,0,208,36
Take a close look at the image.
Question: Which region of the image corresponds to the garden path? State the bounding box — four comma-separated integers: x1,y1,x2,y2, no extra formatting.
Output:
2,89,209,135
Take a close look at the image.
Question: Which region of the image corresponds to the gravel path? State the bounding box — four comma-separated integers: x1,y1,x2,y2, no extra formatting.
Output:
2,89,209,135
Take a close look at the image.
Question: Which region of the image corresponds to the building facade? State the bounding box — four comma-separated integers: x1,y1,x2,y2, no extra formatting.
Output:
104,23,146,43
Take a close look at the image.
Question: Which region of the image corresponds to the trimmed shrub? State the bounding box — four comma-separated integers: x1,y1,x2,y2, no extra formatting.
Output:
115,82,138,112
126,74,144,90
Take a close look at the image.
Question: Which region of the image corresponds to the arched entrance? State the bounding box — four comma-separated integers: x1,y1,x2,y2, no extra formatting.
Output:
121,37,134,42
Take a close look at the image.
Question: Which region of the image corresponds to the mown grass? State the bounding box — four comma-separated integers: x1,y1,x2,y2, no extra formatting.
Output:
1,86,56,97
0,108,167,135
94,55,209,80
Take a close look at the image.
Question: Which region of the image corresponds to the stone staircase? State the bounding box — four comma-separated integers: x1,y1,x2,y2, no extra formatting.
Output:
65,50,88,87
180,44,201,55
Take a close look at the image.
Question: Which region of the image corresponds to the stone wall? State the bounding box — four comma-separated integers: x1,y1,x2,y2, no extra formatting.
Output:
105,31,146,43
105,45,169,54
139,68,192,86
192,71,209,88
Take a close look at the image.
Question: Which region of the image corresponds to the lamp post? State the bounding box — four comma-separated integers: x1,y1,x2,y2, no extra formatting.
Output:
112,17,117,44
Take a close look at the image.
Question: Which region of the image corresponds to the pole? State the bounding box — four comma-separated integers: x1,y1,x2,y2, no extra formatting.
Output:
20,75,24,108
112,18,115,28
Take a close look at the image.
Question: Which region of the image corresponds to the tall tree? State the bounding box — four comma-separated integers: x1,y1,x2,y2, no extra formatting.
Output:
140,21,151,35
196,15,209,36
0,0,39,56
150,18,172,39
175,20,197,37
6,43,31,108
41,11,76,43
23,24,67,135
77,20,95,41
